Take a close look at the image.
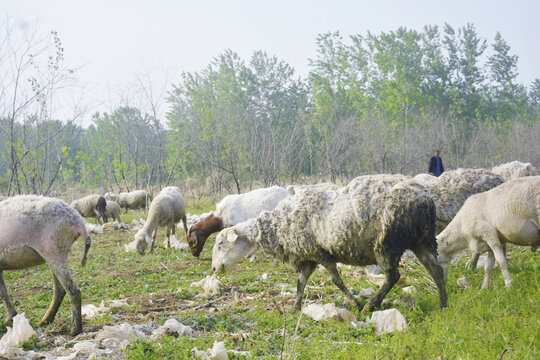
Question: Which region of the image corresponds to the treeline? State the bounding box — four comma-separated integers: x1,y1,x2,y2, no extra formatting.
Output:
1,23,540,196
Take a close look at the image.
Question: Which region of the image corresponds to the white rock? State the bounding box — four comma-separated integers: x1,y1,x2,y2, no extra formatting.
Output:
96,323,145,350
208,341,229,360
457,276,471,289
368,309,409,335
85,223,103,234
124,239,138,252
190,275,220,297
152,319,195,339
0,313,36,352
366,265,385,286
164,235,189,250
302,303,355,323
81,304,107,319
357,288,374,298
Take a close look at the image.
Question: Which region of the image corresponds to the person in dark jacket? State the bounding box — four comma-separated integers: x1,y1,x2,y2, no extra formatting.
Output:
428,150,444,177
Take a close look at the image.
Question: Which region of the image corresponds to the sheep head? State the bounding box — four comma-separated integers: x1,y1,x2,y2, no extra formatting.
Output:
134,229,152,254
212,227,256,274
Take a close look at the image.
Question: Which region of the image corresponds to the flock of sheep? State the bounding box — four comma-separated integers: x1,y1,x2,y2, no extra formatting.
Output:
0,160,537,338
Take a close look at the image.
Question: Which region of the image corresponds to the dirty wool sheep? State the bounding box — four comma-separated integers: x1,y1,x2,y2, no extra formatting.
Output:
419,168,505,234
71,194,108,224
105,200,122,223
212,175,447,312
491,160,538,180
437,176,540,289
135,186,188,254
112,190,152,214
0,195,91,335
187,186,292,257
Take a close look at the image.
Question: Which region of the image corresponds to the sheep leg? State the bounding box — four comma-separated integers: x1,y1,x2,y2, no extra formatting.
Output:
364,266,400,312
293,262,317,311
0,270,17,323
470,252,481,269
39,271,66,326
412,244,448,309
166,225,172,249
481,251,496,289
477,224,513,287
489,242,513,287
150,229,158,253
48,265,82,336
323,262,362,308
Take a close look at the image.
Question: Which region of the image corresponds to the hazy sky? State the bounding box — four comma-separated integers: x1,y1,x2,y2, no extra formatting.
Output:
3,0,540,121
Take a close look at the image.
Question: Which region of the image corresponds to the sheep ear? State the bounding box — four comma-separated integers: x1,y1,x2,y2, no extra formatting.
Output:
145,234,152,245
227,232,238,242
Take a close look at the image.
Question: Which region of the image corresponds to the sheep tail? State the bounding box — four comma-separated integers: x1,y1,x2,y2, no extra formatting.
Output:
73,223,92,267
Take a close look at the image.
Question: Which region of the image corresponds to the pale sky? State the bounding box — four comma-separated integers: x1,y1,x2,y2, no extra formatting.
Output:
3,0,540,123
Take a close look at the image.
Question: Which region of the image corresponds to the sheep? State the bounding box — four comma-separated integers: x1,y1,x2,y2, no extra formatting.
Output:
113,190,152,214
134,186,188,254
105,200,122,223
437,176,540,289
187,186,292,257
418,168,505,234
212,175,447,312
491,160,538,180
71,195,108,224
0,195,91,335
413,173,437,186
285,182,339,195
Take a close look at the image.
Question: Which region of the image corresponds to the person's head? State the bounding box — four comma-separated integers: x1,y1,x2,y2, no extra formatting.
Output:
434,150,440,158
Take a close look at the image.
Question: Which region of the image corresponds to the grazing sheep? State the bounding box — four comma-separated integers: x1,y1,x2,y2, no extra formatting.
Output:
418,168,505,234
71,195,108,224
187,186,292,257
212,175,447,312
437,176,540,289
105,200,122,223
0,195,91,335
114,190,152,214
134,186,188,254
491,160,538,180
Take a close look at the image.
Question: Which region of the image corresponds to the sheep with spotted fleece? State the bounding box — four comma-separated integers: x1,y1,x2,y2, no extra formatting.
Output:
212,174,447,312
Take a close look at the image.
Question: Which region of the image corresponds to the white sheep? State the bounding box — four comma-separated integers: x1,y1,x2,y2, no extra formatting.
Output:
105,200,122,223
0,195,91,335
134,186,188,254
187,186,292,257
108,190,152,214
71,194,108,224
491,160,538,180
212,175,447,312
437,176,540,289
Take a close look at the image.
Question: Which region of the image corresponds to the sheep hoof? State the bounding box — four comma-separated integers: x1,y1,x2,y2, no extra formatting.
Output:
71,327,83,336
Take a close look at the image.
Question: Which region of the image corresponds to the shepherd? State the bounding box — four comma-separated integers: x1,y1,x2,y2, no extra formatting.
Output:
428,150,444,177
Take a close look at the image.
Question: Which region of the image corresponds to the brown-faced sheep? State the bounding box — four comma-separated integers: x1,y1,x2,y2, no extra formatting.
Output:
437,176,539,289
212,175,447,312
71,195,108,224
135,186,188,254
187,186,292,257
0,195,91,335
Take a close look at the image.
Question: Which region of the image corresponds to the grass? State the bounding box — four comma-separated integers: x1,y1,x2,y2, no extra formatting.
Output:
2,202,539,359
